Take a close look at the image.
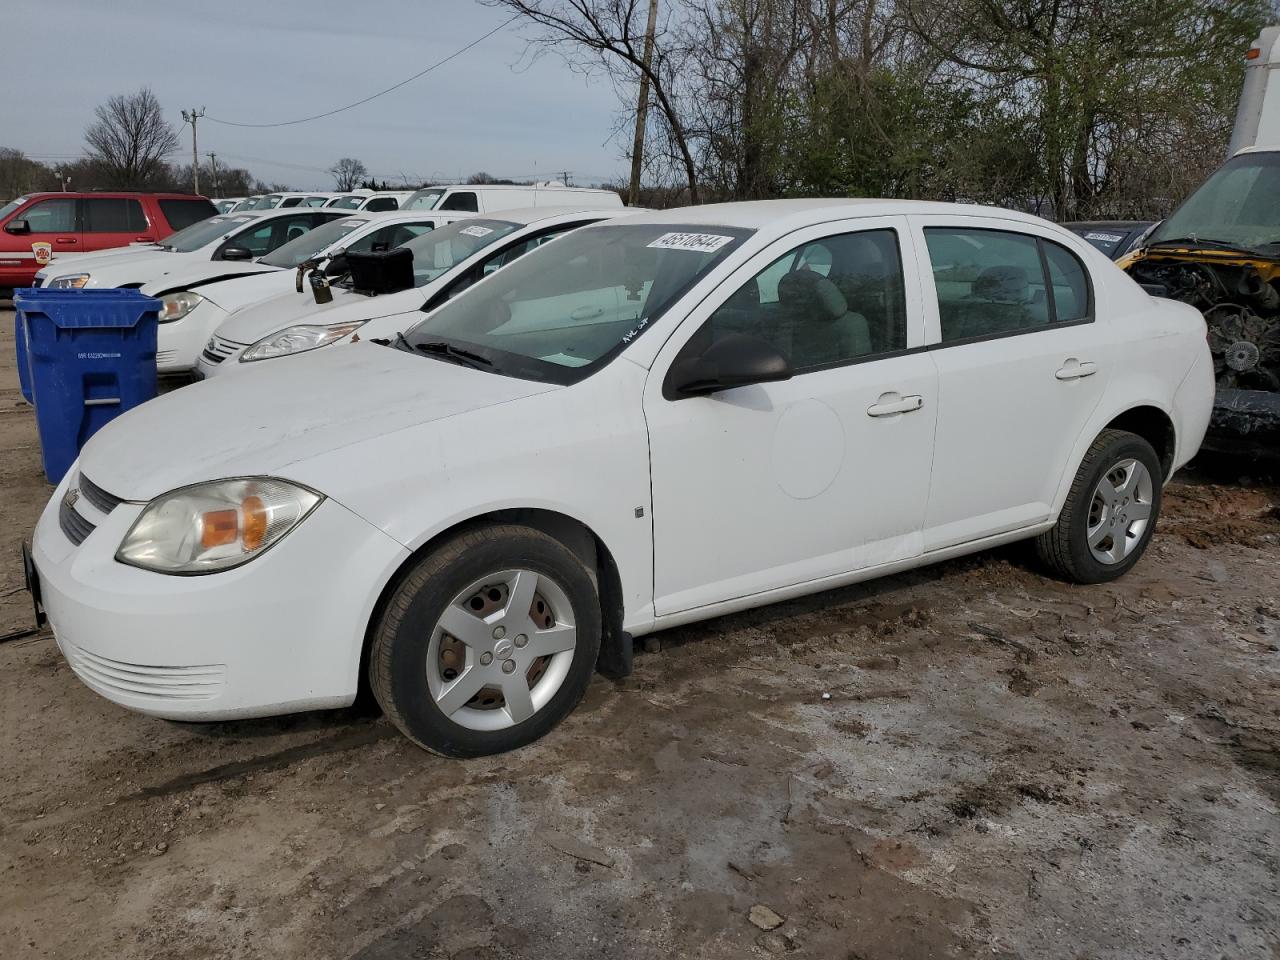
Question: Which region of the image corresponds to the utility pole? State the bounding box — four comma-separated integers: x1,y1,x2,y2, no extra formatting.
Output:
181,107,206,194
206,152,220,198
628,0,659,206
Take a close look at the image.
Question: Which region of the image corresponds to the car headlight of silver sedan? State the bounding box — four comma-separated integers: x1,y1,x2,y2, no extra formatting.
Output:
159,290,204,322
240,321,367,362
48,274,90,289
116,478,322,574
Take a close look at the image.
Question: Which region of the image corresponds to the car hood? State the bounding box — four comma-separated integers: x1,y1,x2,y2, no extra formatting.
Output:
78,341,557,501
177,269,299,313
140,260,280,298
36,246,171,281
215,284,426,344
71,251,207,288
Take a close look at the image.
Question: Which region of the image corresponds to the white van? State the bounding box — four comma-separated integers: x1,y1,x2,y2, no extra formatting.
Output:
1229,25,1280,153
402,182,623,214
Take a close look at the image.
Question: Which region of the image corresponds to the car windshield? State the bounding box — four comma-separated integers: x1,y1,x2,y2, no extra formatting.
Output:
402,222,751,384
398,218,521,286
161,215,252,252
250,195,282,210
1148,151,1280,251
0,197,26,220
404,188,445,210
332,195,365,209
257,217,368,268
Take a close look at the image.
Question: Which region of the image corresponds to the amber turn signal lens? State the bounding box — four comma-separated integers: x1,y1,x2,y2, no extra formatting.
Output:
1246,47,1261,60
201,509,239,548
241,495,268,551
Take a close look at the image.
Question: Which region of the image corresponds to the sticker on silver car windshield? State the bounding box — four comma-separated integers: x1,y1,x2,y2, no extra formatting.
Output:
459,225,494,238
1085,232,1124,243
647,232,734,253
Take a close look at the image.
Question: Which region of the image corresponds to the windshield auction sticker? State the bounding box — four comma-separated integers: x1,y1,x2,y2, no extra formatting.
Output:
647,232,734,253
459,225,494,238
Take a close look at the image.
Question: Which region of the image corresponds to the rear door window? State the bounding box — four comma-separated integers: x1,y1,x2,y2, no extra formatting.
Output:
83,198,148,233
158,198,217,230
923,227,1093,343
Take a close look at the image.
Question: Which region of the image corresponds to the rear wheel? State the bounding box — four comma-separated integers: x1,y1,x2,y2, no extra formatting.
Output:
1035,429,1162,584
370,524,601,757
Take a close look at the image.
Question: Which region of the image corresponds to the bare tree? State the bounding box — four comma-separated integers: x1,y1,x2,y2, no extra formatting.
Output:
484,0,703,202
329,157,369,191
83,88,179,188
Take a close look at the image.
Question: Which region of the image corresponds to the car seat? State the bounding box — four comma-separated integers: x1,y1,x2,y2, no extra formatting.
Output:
777,270,871,366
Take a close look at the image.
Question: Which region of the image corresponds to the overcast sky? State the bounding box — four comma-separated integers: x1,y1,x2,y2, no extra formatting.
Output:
7,0,630,191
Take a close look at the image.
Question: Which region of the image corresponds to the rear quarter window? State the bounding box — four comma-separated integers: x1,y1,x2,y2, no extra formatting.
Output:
158,198,218,231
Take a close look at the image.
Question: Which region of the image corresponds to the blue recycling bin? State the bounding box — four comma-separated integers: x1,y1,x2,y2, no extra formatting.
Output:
15,288,161,484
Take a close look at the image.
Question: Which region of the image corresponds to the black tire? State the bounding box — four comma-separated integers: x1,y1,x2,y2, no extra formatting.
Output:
370,523,601,757
1035,429,1163,584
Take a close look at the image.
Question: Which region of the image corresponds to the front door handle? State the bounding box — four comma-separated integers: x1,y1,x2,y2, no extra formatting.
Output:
1056,358,1098,380
867,393,924,417
54,237,77,245
134,236,153,242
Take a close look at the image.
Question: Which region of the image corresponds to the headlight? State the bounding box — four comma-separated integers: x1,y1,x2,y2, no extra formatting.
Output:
48,274,90,289
116,478,322,574
240,321,366,362
160,290,204,322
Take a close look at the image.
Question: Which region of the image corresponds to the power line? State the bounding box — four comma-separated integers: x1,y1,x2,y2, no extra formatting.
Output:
205,15,519,129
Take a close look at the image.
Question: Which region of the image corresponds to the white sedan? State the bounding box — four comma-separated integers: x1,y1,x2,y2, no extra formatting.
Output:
140,211,465,372
30,200,1213,758
195,206,633,377
36,208,350,291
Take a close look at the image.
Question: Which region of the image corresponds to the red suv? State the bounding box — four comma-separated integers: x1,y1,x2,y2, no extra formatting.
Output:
0,192,217,293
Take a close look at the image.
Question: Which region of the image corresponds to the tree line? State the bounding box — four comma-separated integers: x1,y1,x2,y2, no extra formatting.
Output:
487,0,1279,219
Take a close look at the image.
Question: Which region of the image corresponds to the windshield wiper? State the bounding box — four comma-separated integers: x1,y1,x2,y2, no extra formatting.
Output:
414,340,493,369
1146,236,1266,256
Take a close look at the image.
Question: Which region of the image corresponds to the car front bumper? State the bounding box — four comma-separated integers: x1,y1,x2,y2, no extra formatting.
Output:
32,471,409,721
158,300,229,373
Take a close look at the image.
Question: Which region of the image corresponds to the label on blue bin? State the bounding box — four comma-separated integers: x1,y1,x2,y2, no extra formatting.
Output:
78,352,122,360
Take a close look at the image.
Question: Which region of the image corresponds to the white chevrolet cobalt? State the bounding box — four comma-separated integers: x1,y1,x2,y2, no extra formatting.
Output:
31,200,1213,757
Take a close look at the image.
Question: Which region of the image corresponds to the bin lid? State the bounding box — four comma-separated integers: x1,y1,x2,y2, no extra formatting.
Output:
14,288,161,330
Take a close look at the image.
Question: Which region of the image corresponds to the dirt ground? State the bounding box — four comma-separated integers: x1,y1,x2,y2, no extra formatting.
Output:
1,305,1277,960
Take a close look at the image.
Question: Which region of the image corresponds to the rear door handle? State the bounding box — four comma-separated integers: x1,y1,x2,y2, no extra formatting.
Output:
134,236,153,242
867,393,924,417
1056,359,1098,380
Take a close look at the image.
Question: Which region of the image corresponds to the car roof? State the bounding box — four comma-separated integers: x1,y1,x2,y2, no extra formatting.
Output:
601,198,1071,232
14,191,209,200
1064,220,1153,230
474,205,637,227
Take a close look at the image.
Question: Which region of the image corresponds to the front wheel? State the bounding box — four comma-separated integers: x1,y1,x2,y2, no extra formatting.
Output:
1035,429,1163,584
370,524,602,757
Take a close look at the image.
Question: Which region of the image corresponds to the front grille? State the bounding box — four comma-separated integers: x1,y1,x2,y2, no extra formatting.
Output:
59,495,96,545
79,473,125,514
201,335,244,365
62,640,227,702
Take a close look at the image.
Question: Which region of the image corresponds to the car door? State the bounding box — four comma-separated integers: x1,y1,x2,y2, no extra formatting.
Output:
911,216,1110,550
82,197,153,253
642,217,939,616
17,196,80,264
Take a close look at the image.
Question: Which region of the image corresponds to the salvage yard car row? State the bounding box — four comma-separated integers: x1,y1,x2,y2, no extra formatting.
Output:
28,197,1214,758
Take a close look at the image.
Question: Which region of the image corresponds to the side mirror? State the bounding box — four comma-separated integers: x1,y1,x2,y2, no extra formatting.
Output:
5,219,29,235
219,245,253,261
666,333,793,399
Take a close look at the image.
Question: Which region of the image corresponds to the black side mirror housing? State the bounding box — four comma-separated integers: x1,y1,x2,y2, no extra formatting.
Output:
324,253,348,277
219,245,253,261
5,219,29,235
665,333,793,399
